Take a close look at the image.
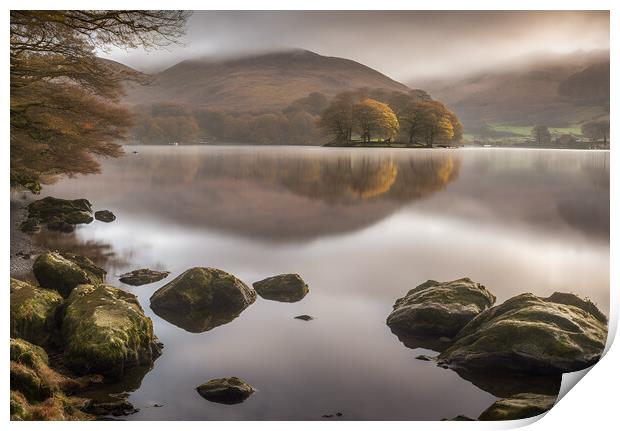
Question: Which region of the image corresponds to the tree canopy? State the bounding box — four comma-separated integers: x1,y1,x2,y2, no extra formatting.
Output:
10,10,190,192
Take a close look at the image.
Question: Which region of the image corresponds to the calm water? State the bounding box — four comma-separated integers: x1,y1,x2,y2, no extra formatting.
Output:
36,146,609,420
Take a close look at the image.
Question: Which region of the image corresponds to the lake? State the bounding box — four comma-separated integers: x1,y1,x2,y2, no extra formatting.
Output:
33,145,609,420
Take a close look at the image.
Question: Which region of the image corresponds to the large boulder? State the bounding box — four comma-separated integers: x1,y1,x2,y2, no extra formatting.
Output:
252,273,309,302
62,284,162,378
33,252,105,297
10,278,63,348
150,267,256,333
119,268,170,286
196,377,255,404
23,196,93,232
387,278,496,342
438,293,608,375
478,393,556,421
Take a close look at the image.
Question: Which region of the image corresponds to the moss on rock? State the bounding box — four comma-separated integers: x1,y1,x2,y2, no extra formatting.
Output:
62,284,161,378
196,377,255,404
33,252,105,297
252,273,309,302
478,393,556,421
150,267,256,333
437,293,608,375
22,196,94,233
10,278,63,348
387,278,496,340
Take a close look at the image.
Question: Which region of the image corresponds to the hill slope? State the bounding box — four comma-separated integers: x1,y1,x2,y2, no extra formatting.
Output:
415,51,609,136
123,49,410,113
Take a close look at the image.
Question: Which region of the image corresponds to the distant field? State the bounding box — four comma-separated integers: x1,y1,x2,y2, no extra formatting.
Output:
487,123,583,138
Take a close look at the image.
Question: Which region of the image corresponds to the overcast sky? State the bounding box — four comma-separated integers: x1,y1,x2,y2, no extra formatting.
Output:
103,10,609,82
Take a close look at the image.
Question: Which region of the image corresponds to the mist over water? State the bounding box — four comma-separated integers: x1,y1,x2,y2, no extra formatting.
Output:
37,146,609,420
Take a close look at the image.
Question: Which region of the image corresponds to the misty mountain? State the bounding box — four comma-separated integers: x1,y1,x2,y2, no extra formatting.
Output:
122,49,410,113
414,51,610,136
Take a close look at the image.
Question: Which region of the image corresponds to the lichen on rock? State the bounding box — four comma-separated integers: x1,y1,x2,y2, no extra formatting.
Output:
33,252,105,297
10,278,63,348
150,267,256,332
62,284,162,378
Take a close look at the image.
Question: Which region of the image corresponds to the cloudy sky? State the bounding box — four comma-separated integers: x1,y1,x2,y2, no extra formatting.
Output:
104,10,609,82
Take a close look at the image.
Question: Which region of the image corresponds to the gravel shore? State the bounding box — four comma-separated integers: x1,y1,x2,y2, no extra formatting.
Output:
10,192,42,280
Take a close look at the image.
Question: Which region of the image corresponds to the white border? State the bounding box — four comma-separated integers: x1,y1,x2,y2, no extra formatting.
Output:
2,1,616,429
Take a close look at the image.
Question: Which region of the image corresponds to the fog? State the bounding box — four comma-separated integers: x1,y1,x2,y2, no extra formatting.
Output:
103,10,609,82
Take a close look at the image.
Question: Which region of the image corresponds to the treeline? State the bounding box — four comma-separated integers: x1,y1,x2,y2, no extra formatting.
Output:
130,88,462,147
131,92,327,145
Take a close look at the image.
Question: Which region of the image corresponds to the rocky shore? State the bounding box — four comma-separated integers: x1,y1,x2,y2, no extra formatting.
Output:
387,277,608,420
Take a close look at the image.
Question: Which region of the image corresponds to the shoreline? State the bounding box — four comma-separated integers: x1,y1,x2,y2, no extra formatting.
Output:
10,193,42,281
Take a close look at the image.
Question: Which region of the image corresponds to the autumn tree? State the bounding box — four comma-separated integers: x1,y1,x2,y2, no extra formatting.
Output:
581,120,610,146
398,100,456,147
532,125,552,146
353,99,399,143
10,10,190,192
318,91,359,143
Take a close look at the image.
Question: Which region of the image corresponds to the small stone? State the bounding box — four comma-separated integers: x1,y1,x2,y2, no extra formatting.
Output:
119,268,170,286
253,273,309,303
294,314,314,321
196,377,255,404
415,355,434,362
94,210,116,223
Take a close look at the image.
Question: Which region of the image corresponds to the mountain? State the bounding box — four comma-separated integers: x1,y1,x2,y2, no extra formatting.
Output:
122,49,410,113
414,51,609,136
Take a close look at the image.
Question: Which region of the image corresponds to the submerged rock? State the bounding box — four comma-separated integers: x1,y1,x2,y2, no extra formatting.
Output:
438,293,607,375
10,278,63,348
294,314,314,321
478,393,556,421
253,273,309,302
23,196,93,233
196,377,255,404
387,278,495,343
84,399,139,416
33,252,106,297
94,210,116,223
62,284,162,378
150,267,256,333
119,268,170,286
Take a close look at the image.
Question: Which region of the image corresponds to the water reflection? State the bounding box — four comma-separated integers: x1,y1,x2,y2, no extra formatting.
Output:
36,146,608,420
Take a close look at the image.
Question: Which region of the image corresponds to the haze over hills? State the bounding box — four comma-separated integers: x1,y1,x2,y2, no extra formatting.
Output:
414,50,610,137
122,49,410,113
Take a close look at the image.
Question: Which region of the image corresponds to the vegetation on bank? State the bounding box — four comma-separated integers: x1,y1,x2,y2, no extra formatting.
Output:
10,11,190,193
131,87,463,148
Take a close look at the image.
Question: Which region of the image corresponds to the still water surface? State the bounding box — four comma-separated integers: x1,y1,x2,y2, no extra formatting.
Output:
38,146,609,420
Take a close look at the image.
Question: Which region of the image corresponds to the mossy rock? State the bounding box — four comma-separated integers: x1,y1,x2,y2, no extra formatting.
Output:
437,293,608,375
10,339,56,402
33,252,106,297
62,284,162,379
253,273,309,303
10,390,92,421
196,377,255,404
27,196,93,225
119,268,170,286
478,393,556,420
10,278,63,348
387,278,496,341
150,267,256,333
